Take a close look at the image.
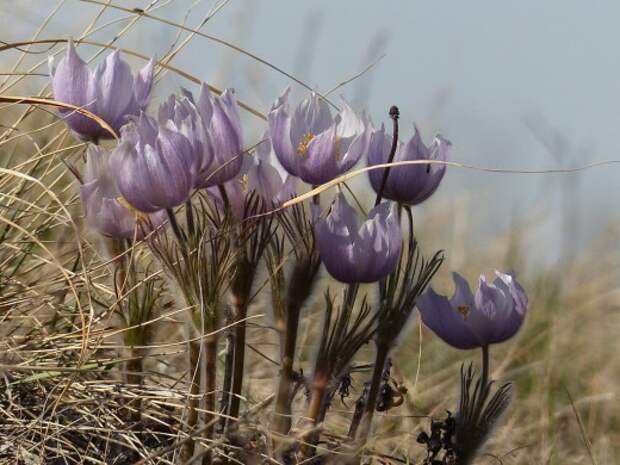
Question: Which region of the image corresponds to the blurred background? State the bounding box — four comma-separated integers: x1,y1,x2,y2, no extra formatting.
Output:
1,1,619,463
4,0,620,266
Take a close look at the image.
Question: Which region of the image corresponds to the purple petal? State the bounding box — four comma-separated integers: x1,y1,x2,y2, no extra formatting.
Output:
255,132,272,162
112,123,194,213
290,92,333,148
470,277,511,344
51,41,101,138
335,99,366,139
449,272,476,310
368,126,450,205
275,175,299,205
353,201,402,282
315,194,358,283
247,158,283,202
268,88,299,177
134,58,155,109
418,288,481,350
495,271,528,315
52,40,90,107
367,124,393,188
338,130,368,173
203,89,244,186
299,125,339,185
196,83,214,124
93,50,135,130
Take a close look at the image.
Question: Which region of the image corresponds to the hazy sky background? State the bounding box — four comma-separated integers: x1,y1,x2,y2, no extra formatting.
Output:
3,0,620,266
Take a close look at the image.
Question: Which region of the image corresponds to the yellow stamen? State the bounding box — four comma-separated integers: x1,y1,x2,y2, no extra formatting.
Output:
296,132,315,156
457,305,470,320
240,174,249,192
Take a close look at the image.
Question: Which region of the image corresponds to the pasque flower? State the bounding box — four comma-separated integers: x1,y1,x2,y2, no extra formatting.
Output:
158,92,210,188
50,40,154,141
248,135,298,206
110,113,195,213
208,136,298,221
268,88,369,185
368,125,450,205
417,271,528,349
315,194,402,283
159,84,243,188
81,145,165,238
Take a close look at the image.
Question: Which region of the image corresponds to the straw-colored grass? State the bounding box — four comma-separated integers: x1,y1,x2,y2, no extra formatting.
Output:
0,2,618,464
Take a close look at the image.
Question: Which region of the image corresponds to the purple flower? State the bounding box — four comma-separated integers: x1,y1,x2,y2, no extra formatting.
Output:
368,125,450,205
417,272,528,350
50,40,154,141
81,145,165,239
208,136,298,221
110,113,195,213
315,194,402,283
249,135,298,206
158,92,211,188
159,84,243,188
268,88,369,185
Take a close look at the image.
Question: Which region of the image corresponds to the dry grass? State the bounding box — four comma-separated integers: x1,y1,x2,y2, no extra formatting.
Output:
0,2,618,465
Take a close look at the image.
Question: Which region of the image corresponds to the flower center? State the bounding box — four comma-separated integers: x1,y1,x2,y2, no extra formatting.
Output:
296,132,315,156
457,305,470,320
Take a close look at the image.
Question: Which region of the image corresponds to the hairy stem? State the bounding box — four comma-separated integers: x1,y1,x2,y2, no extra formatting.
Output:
222,258,254,432
272,301,302,437
124,348,143,423
201,334,218,465
348,383,369,439
299,375,329,459
229,296,248,420
356,342,390,443
272,259,318,440
218,310,235,433
180,339,201,462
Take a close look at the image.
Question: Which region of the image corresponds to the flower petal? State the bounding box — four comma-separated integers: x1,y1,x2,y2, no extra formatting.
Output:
418,288,480,350
51,41,101,138
299,125,339,185
290,92,332,147
134,58,155,109
353,201,401,282
268,88,299,177
315,194,358,283
93,50,134,130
